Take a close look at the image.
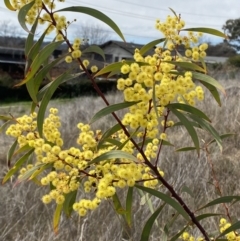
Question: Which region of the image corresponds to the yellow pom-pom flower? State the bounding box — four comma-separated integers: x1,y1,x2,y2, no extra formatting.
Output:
91,65,98,73
65,56,72,63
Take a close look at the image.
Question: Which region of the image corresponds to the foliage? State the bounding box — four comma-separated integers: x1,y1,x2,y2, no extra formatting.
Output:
223,18,240,51
228,55,240,68
206,42,236,57
1,1,238,241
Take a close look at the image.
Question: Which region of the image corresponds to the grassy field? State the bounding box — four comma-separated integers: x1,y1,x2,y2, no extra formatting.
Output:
0,69,240,240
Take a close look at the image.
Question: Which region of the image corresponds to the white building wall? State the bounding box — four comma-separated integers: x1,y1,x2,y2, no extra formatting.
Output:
102,43,133,63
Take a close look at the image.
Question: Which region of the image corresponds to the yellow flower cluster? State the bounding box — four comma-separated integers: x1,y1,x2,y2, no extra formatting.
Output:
11,0,43,24
117,63,204,139
116,14,206,143
65,38,82,63
155,15,185,40
219,218,240,241
73,198,101,216
185,43,208,62
155,15,208,61
180,232,203,241
180,218,240,241
6,108,165,217
11,0,68,36
6,112,38,141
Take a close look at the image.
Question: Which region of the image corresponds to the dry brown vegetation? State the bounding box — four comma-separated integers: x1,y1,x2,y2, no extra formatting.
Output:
0,70,240,241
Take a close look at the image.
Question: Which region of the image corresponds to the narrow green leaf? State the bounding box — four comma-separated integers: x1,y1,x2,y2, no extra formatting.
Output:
217,221,240,238
2,148,34,184
0,120,12,134
34,54,69,98
169,226,188,241
140,204,166,241
16,164,51,184
34,66,81,108
200,81,221,106
56,6,125,41
112,193,126,214
94,62,123,77
31,177,42,186
98,138,119,149
37,70,76,137
53,204,63,234
138,190,147,205
107,68,121,78
193,72,225,95
165,61,206,73
27,26,50,63
181,27,227,38
181,185,194,198
125,187,133,226
95,60,148,77
18,0,35,32
0,115,12,121
175,147,197,152
90,101,141,124
7,140,18,168
162,140,175,146
82,45,105,61
196,213,222,221
169,8,178,18
208,133,235,146
13,144,31,156
96,144,114,149
199,196,240,210
25,16,39,56
30,55,71,113
26,79,39,104
88,150,138,165
167,103,211,122
63,190,78,217
16,40,64,86
169,108,200,155
199,57,207,74
28,163,52,181
136,185,190,221
164,213,180,236
4,0,16,10
173,121,202,129
25,27,50,95
40,72,81,100
97,123,121,149
145,194,159,228
188,114,222,152
139,38,165,56
104,138,122,147
162,38,168,50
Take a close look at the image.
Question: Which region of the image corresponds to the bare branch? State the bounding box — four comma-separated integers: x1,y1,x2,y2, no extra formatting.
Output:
73,22,111,45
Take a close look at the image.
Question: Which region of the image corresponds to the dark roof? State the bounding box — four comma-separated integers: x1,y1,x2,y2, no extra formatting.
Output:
100,40,155,56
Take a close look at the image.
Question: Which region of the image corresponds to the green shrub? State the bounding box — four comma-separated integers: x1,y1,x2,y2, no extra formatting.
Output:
228,55,240,67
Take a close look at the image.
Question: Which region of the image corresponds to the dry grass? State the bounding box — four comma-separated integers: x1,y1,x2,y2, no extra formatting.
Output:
0,70,240,240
